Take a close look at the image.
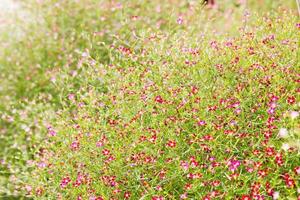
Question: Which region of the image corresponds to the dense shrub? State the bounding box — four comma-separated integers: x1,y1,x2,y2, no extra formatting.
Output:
29,7,300,200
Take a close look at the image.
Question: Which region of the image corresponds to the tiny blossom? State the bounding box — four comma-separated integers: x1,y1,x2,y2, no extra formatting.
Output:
267,108,275,115
156,185,162,191
102,148,110,156
294,166,300,175
228,159,241,172
278,128,288,138
180,193,188,199
35,188,43,196
47,126,57,136
38,162,46,168
281,143,290,151
180,161,189,171
25,185,32,193
287,96,296,104
60,176,71,189
290,111,299,120
68,93,75,101
210,41,218,50
282,173,295,188
235,108,241,114
96,141,104,147
82,51,89,57
269,102,277,108
155,95,164,103
166,140,176,148
70,140,80,151
152,196,164,200
124,191,131,199
197,120,206,126
272,191,279,199
177,16,183,25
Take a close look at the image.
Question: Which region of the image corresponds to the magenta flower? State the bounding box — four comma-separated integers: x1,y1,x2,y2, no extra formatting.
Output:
70,141,80,151
228,159,241,172
60,176,71,189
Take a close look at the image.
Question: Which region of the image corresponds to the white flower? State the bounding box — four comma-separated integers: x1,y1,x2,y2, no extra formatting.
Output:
290,111,299,120
282,143,290,151
278,128,288,138
273,191,279,200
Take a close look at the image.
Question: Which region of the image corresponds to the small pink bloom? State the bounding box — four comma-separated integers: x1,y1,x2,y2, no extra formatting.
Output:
177,16,183,25
70,140,80,151
96,141,104,147
197,120,206,126
228,159,241,172
60,176,71,189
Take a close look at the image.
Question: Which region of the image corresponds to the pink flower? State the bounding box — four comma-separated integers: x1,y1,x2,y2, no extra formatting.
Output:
60,176,71,189
68,93,75,101
152,196,164,200
96,141,104,147
180,161,189,171
228,159,241,172
267,108,275,115
102,149,110,156
38,162,46,168
180,193,188,199
278,128,288,138
177,16,183,25
197,120,206,126
290,111,299,119
70,140,80,151
47,126,56,136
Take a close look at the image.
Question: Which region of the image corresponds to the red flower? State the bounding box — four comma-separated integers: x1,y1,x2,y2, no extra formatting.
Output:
202,195,211,200
152,196,164,200
294,166,300,175
241,195,251,200
287,96,296,104
166,140,176,148
265,147,275,156
275,153,283,166
102,149,110,156
155,95,164,103
282,173,295,188
191,86,198,94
